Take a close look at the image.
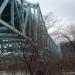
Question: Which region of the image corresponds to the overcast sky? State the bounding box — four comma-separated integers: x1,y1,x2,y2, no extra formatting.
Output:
27,0,75,24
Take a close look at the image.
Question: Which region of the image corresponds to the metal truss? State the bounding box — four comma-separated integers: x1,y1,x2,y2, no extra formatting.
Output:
0,0,62,60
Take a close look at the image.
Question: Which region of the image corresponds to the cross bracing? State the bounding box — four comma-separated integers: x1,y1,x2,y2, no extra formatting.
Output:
0,0,62,60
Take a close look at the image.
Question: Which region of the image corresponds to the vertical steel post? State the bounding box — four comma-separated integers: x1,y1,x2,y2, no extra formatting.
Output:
35,8,38,41
24,8,29,33
58,44,62,58
33,8,36,41
21,0,24,33
37,6,41,43
29,7,32,38
11,0,14,27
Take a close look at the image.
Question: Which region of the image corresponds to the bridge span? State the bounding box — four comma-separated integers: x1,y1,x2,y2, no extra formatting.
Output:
0,0,62,60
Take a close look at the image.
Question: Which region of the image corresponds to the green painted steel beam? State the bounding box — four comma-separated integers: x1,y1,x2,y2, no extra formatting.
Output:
0,0,62,59
0,0,10,15
0,19,32,41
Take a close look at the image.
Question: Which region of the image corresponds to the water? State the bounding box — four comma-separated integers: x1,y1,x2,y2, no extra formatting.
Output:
0,71,30,75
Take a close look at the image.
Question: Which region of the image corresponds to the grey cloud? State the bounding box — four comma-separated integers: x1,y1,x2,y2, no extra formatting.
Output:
37,0,75,23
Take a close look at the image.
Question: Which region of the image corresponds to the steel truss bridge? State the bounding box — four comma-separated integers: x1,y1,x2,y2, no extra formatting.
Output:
0,0,61,60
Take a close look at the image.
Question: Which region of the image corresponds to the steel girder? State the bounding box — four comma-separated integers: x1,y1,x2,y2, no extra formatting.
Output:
0,0,62,59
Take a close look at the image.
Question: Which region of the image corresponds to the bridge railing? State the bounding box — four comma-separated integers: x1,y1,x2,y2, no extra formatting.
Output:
36,5,62,57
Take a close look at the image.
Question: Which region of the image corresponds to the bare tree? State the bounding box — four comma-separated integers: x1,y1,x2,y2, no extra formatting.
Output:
53,31,75,50
21,38,47,75
44,12,62,29
66,24,75,40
